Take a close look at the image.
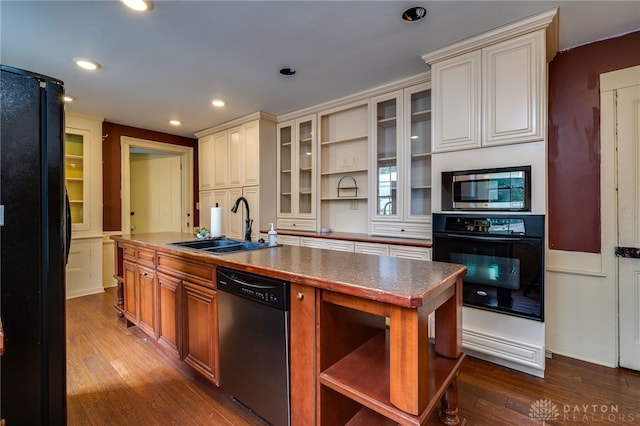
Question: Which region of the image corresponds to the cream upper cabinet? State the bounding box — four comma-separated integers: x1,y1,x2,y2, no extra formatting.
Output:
423,8,558,153
198,135,214,190
277,114,317,231
196,112,277,235
482,31,544,146
212,130,229,188
430,50,482,152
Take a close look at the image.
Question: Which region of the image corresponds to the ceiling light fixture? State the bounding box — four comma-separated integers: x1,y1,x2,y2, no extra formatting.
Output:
211,99,225,107
402,6,427,22
169,119,181,126
74,57,101,71
121,0,153,12
279,68,296,76
63,95,75,103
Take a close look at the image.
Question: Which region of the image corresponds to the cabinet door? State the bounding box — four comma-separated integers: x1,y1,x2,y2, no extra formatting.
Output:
277,121,293,216
483,30,544,146
227,187,244,240
296,115,316,218
389,245,430,261
404,84,432,221
243,120,260,186
228,126,244,187
183,282,218,384
212,189,230,237
123,260,138,324
289,283,316,424
212,131,229,188
242,186,260,241
65,128,91,232
198,135,214,190
431,50,482,152
354,242,389,256
157,273,181,357
371,91,402,220
137,265,157,338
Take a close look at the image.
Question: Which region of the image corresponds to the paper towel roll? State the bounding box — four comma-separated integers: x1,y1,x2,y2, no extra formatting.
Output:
210,205,222,237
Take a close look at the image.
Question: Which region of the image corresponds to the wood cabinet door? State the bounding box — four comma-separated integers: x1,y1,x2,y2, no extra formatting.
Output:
228,126,244,187
289,283,316,424
243,120,260,186
157,273,181,357
183,281,218,384
137,265,157,337
198,135,213,190
123,260,138,324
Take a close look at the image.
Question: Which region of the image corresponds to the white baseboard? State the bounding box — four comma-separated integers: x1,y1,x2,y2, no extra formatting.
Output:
463,328,546,378
66,287,104,299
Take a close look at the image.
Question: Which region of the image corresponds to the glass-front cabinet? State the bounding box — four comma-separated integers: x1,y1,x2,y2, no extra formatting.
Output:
277,114,317,231
405,84,432,221
65,128,91,231
370,83,432,239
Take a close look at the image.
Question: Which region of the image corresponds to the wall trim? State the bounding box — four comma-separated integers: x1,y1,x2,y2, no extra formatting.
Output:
462,327,545,377
66,287,104,299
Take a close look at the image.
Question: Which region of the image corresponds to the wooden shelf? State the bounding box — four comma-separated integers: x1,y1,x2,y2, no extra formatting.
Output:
321,168,368,176
321,196,367,201
320,331,464,426
321,135,368,146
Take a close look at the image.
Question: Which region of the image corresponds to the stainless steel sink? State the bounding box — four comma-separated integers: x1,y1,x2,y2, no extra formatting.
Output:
169,238,271,254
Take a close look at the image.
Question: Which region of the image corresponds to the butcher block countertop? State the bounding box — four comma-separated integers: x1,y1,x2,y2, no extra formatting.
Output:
112,232,462,309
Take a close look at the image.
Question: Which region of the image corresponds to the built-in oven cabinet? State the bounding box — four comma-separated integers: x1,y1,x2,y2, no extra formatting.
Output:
369,84,432,239
425,17,555,153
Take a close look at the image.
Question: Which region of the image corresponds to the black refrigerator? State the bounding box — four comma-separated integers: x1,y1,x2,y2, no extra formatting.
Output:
1,65,70,424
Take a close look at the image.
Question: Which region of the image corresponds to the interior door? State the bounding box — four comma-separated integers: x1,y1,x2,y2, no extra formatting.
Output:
617,80,640,371
130,152,182,233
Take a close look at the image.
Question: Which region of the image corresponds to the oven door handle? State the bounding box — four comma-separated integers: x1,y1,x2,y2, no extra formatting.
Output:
437,233,534,243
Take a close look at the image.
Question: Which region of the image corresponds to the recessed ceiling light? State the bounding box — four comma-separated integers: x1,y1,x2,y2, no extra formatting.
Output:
169,120,181,126
280,67,296,76
211,99,225,107
121,0,153,12
74,57,101,71
63,95,75,103
402,6,427,22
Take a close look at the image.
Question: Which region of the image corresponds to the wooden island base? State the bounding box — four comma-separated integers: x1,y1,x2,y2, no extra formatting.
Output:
112,234,466,426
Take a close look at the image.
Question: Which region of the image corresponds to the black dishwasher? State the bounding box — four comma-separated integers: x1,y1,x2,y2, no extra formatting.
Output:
216,266,290,426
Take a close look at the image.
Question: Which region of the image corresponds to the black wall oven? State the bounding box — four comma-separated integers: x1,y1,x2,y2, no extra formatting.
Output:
433,213,544,321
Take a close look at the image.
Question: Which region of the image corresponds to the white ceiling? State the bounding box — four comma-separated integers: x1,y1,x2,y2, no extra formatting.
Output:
1,1,638,138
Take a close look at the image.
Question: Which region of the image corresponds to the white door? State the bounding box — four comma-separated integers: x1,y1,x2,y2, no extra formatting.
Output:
607,66,640,370
130,152,182,233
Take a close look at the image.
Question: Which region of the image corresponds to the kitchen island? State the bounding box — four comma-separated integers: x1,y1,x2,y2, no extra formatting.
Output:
111,232,466,425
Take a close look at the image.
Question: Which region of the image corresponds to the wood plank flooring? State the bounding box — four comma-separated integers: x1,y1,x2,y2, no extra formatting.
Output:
67,289,640,425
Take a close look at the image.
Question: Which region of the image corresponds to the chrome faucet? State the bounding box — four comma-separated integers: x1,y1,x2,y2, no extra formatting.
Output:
231,196,253,241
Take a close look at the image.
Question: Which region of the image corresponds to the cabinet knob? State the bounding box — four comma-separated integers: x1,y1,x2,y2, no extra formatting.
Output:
297,291,304,300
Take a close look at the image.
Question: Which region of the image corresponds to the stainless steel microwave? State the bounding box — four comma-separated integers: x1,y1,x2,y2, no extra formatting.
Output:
442,166,531,211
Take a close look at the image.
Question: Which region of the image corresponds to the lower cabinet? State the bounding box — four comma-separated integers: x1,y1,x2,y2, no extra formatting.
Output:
137,265,157,337
182,281,219,385
123,260,138,324
157,273,181,356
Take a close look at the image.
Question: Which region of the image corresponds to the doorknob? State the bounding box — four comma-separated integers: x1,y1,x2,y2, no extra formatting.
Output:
614,246,640,258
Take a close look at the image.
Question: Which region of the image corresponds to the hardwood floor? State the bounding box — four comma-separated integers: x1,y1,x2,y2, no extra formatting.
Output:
67,289,640,425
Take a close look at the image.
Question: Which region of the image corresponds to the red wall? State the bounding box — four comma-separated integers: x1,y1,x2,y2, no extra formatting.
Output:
102,122,198,231
548,31,640,252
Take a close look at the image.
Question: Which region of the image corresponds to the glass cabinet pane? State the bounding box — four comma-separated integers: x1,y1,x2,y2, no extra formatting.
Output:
65,132,85,224
279,125,292,214
376,98,397,216
408,89,432,217
298,119,313,215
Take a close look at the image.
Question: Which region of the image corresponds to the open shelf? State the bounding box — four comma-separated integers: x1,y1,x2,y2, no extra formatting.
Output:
320,330,464,426
321,134,368,146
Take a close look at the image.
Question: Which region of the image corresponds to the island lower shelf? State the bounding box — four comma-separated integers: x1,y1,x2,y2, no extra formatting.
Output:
320,330,464,426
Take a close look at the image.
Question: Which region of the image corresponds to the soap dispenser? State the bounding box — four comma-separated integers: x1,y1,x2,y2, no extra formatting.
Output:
268,223,278,246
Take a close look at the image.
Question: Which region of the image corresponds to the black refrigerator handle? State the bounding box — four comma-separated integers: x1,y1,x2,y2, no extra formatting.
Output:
65,189,72,265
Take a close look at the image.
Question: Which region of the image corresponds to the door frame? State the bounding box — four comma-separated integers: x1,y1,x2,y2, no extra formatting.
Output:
600,65,640,367
121,136,194,234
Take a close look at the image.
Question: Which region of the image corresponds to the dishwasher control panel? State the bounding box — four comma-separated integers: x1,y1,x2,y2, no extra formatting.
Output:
217,266,290,311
